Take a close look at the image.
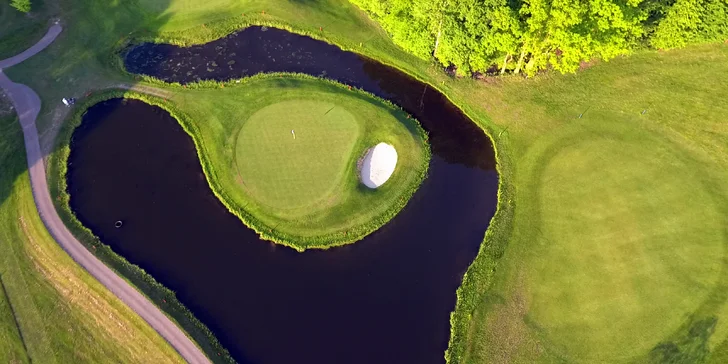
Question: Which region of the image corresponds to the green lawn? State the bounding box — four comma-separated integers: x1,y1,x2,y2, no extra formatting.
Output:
236,100,361,211
0,2,49,59
0,275,28,364
2,0,728,362
446,44,728,363
0,116,183,363
174,77,429,249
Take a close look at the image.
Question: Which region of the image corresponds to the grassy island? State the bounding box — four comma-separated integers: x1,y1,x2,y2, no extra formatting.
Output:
169,76,430,250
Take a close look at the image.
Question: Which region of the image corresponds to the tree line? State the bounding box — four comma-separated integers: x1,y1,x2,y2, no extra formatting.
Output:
350,0,728,76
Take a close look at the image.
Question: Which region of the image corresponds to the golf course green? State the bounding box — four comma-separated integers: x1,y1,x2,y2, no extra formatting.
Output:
236,100,361,211
172,76,429,250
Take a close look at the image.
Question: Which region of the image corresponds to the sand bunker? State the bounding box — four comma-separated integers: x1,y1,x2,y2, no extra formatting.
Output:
360,143,398,188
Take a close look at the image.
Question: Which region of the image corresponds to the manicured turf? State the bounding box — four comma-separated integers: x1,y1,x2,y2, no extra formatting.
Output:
236,100,360,211
172,76,429,249
0,116,183,363
446,44,728,363
3,0,728,362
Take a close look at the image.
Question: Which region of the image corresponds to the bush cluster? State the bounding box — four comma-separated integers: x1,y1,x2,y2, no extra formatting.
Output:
350,0,728,76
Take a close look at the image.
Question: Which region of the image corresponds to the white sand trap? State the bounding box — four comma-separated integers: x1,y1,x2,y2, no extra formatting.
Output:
360,143,398,188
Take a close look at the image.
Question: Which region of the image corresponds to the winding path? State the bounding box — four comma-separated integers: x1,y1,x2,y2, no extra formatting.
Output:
0,25,210,364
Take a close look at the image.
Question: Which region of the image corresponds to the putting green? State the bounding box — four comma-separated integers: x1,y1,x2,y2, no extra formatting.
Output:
236,100,360,211
527,136,724,360
176,77,429,249
471,127,728,363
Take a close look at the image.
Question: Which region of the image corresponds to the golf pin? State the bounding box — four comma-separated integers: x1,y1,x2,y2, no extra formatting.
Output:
291,129,296,139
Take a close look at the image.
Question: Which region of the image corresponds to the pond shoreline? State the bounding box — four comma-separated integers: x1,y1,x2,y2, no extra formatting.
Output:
63,26,499,364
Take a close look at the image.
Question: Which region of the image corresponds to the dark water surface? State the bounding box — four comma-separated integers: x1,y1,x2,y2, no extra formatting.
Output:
68,27,498,364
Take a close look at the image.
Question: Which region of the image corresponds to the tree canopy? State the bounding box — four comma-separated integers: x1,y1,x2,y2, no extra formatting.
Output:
351,0,728,76
10,0,31,13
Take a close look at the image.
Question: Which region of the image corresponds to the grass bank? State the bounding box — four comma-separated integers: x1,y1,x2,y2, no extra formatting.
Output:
0,114,184,363
0,2,50,59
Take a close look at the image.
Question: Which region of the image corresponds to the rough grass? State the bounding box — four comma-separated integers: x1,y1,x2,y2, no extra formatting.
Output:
236,100,361,210
0,115,184,364
0,275,28,364
445,44,728,363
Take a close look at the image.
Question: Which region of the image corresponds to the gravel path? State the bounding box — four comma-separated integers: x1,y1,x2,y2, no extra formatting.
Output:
0,24,211,364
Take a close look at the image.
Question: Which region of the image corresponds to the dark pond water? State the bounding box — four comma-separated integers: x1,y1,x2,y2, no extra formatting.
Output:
68,27,499,364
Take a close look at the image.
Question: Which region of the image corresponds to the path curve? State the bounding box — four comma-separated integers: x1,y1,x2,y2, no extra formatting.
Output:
0,25,211,364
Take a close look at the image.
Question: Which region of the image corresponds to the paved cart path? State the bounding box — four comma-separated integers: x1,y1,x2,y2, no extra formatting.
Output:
0,24,211,364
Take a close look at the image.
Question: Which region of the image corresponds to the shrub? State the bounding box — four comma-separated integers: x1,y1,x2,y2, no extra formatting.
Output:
10,0,31,13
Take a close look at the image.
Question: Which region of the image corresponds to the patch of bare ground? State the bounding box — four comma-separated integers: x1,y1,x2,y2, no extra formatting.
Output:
579,59,599,71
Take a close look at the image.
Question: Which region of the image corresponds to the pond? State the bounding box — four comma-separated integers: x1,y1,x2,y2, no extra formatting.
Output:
68,27,499,364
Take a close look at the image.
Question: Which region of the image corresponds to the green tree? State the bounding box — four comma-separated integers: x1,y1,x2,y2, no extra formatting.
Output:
434,0,521,75
518,0,647,76
349,0,435,58
350,0,728,77
650,0,728,49
10,0,31,13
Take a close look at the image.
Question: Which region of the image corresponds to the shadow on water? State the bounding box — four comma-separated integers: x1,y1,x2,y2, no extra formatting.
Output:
67,27,499,364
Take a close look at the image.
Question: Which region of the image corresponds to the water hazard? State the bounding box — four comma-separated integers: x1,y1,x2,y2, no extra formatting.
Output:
68,27,499,364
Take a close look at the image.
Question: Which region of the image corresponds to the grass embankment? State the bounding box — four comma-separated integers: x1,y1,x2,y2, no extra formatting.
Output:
0,114,184,363
174,75,429,250
445,43,728,363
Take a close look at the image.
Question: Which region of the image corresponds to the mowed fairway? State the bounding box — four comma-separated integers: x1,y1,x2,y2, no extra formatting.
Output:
528,130,724,361
236,100,360,211
449,44,728,364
